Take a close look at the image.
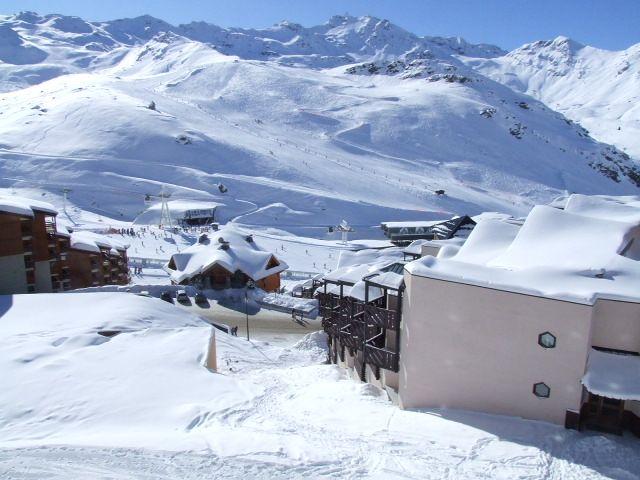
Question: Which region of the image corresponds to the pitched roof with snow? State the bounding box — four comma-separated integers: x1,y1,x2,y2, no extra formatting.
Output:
165,227,288,284
406,195,640,305
70,231,130,254
0,195,57,217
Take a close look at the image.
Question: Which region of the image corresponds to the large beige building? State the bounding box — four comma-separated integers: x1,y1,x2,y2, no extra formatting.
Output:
320,195,640,436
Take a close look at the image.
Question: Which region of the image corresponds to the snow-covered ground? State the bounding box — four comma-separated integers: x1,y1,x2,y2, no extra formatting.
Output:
1,293,639,479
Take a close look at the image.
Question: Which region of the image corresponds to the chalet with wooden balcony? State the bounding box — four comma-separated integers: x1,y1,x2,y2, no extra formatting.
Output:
165,227,288,292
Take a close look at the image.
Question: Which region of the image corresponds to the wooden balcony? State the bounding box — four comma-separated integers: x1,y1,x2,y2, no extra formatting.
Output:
338,324,361,350
364,344,399,372
364,304,400,330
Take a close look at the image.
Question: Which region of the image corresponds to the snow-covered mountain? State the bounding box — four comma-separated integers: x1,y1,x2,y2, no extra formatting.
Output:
466,36,640,159
0,11,638,232
0,12,506,91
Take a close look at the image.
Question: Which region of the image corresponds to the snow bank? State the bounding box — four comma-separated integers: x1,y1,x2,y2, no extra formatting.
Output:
0,292,260,449
292,330,328,354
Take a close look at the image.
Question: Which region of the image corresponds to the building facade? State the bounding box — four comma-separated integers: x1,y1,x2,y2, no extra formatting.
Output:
0,196,130,294
320,195,640,436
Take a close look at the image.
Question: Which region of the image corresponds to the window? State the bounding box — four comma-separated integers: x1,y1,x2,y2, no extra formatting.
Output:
538,331,556,348
533,382,550,398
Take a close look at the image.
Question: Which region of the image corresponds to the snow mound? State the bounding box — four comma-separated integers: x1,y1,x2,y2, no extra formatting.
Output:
0,292,261,450
292,330,328,354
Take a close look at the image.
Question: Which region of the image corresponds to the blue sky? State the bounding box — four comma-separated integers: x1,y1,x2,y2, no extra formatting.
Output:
2,0,639,50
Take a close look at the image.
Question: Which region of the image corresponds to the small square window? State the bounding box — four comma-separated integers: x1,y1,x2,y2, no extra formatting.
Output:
538,332,556,349
533,382,550,398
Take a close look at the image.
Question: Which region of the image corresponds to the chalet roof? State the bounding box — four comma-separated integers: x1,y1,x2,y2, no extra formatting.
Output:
165,226,288,284
582,349,640,400
406,195,640,305
70,231,130,254
0,195,57,217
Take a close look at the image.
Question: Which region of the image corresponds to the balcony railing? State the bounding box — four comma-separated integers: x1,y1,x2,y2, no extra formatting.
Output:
364,304,400,331
364,344,399,372
339,324,361,350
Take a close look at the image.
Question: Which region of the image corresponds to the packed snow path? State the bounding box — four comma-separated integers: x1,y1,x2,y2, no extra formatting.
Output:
3,332,639,479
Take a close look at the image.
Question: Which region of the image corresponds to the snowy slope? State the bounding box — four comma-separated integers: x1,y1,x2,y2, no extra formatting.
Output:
466,37,640,159
0,12,638,232
2,293,640,478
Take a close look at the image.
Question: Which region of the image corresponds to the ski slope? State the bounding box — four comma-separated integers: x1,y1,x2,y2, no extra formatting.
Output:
0,12,638,234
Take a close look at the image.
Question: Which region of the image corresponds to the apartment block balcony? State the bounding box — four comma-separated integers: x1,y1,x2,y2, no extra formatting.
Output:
363,343,399,372
364,304,400,331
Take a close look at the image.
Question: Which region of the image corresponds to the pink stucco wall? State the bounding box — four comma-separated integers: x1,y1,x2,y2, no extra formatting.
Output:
399,273,593,424
591,298,640,352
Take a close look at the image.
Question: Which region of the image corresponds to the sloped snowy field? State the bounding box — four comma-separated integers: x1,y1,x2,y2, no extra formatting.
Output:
0,12,638,233
466,37,640,159
1,293,639,479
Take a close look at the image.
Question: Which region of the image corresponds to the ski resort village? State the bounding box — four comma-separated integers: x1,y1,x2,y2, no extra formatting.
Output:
1,5,640,479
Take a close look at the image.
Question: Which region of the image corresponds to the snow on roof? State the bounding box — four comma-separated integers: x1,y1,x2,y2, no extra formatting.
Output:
488,205,634,271
381,219,443,229
0,194,57,217
0,292,204,336
367,271,404,289
166,226,288,283
323,247,405,300
581,349,640,400
453,218,521,265
70,230,130,253
324,247,404,285
564,194,640,224
406,196,640,305
404,237,467,255
55,222,71,237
